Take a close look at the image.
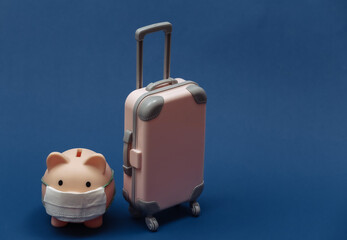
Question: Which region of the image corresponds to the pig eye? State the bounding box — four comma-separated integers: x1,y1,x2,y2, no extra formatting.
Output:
86,181,91,188
58,180,63,186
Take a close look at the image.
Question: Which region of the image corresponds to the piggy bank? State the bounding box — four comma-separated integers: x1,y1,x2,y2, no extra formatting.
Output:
41,148,115,228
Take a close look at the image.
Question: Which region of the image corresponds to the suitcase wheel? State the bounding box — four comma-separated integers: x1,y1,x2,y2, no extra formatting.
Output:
190,201,201,217
145,216,159,232
129,205,142,219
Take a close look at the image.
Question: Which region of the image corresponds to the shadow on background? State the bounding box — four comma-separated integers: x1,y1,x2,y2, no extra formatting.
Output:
24,205,122,238
23,200,208,237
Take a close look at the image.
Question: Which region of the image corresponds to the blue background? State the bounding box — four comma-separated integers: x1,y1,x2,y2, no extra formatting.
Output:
1,0,347,239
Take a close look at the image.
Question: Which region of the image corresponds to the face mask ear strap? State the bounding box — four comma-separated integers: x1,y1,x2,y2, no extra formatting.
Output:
103,170,114,188
41,178,49,186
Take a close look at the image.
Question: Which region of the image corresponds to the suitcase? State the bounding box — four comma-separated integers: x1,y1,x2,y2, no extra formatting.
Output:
122,22,207,231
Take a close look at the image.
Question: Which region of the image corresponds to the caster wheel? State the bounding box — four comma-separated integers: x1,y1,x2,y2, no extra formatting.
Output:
129,205,142,219
190,201,201,217
145,216,159,232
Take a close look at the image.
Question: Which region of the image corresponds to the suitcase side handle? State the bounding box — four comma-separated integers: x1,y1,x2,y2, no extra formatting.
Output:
135,22,172,89
123,130,133,176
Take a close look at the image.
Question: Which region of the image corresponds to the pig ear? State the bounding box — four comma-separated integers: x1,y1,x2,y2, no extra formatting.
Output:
84,154,106,174
46,152,69,171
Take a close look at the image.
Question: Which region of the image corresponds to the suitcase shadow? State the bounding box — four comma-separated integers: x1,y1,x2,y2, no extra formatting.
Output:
27,203,201,236
121,203,195,231
153,203,195,226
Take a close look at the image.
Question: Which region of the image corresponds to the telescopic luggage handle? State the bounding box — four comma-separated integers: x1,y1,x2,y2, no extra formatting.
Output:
135,22,172,89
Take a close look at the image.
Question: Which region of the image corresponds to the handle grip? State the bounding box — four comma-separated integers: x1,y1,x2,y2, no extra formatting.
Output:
135,22,172,41
136,22,172,89
145,78,178,91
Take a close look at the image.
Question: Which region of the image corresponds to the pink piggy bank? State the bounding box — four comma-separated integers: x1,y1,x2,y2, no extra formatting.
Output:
41,148,115,228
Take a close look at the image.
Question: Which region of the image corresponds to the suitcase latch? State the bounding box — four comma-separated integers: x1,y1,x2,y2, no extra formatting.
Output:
130,149,142,169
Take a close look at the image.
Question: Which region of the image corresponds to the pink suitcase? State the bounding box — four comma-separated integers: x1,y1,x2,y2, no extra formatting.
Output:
122,22,207,231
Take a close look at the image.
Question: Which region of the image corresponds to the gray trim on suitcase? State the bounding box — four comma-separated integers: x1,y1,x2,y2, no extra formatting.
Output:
189,181,204,202
132,167,136,204
123,188,130,203
138,96,165,121
135,200,161,215
124,187,160,215
186,85,207,104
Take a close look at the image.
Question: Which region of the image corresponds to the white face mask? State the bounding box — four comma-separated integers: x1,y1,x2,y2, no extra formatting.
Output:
42,171,113,223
